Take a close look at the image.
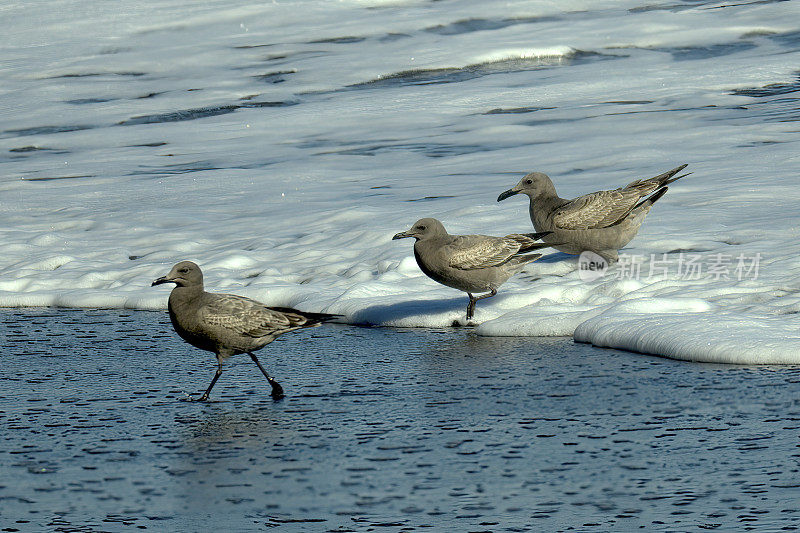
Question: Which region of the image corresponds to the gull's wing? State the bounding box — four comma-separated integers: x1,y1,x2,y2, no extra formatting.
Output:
446,235,526,270
200,294,313,338
552,165,690,230
550,188,646,230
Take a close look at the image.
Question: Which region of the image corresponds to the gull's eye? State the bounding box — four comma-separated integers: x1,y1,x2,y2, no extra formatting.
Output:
525,179,533,185
417,225,426,231
178,268,189,274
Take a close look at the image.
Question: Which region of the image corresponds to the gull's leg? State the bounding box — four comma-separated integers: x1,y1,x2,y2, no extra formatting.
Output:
474,288,498,303
249,352,285,400
192,357,223,402
466,293,477,320
469,289,498,320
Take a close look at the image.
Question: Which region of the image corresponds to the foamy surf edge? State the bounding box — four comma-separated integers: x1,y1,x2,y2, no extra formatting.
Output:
573,312,800,365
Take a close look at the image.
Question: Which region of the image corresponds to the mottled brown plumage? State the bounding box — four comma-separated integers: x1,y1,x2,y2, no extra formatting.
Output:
393,218,552,320
152,261,337,401
497,164,690,262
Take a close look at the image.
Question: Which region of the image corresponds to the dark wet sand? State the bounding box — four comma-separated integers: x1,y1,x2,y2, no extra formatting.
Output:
1,308,799,532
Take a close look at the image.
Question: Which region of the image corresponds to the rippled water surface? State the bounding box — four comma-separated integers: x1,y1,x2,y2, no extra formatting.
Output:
2,308,799,531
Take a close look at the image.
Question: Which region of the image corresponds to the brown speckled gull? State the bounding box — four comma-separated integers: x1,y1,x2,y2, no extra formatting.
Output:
497,164,690,263
152,261,337,401
392,218,552,320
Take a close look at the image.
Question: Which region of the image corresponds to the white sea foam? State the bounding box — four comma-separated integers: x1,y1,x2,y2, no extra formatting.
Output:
574,313,800,365
473,46,576,64
1,0,799,363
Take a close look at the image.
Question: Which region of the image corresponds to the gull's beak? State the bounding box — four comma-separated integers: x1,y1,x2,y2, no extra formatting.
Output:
151,276,172,287
497,188,519,202
392,231,412,240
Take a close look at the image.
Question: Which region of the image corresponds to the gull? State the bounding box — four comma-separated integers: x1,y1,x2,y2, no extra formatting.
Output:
152,261,337,401
497,164,690,262
392,218,552,320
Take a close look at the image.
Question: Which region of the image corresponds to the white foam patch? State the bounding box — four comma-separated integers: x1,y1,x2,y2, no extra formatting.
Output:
2,0,800,364
473,46,576,64
574,313,800,365
477,304,601,337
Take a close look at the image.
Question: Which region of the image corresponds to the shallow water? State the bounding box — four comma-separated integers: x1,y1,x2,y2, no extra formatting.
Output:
2,308,799,531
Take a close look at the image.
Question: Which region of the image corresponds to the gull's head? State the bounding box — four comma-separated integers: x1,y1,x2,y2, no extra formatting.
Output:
152,260,203,288
392,217,446,241
497,172,552,202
